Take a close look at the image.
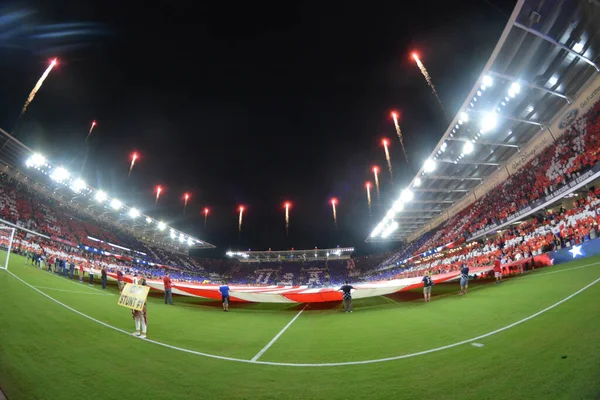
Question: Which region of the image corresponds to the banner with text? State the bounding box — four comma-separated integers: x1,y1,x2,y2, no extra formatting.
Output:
117,283,150,311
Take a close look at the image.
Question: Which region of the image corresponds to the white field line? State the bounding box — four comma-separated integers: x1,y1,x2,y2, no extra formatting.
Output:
2,265,599,367
34,286,111,296
251,305,308,362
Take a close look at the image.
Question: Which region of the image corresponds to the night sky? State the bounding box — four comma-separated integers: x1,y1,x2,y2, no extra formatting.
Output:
0,0,517,256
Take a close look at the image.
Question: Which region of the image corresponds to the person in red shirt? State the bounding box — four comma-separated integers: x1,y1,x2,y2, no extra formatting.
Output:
163,272,173,305
493,260,503,284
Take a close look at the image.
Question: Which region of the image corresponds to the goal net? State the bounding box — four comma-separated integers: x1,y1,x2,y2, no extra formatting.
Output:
0,226,16,270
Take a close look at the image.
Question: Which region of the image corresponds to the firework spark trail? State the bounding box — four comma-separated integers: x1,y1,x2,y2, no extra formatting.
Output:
366,182,372,216
183,193,190,216
86,121,97,141
391,112,409,163
204,208,209,230
128,153,138,177
412,54,450,122
373,167,380,201
20,58,57,118
331,199,338,229
154,186,162,209
284,202,290,236
382,139,393,179
238,207,244,234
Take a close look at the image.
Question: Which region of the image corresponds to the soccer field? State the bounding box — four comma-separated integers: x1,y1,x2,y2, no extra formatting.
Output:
1,255,600,400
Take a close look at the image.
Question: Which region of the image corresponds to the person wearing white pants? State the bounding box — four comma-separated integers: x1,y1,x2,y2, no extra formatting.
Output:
132,304,147,339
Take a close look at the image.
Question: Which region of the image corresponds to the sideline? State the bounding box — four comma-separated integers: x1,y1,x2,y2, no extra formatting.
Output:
34,286,111,296
2,265,599,367
251,304,308,361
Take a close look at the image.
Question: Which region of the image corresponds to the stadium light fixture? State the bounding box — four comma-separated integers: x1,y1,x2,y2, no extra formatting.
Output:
370,222,386,238
413,177,421,187
508,82,521,98
393,200,404,212
71,178,86,193
179,233,185,242
483,75,493,87
400,188,414,202
386,209,395,219
157,221,166,231
463,141,474,155
145,217,152,224
573,42,584,53
170,230,176,239
459,112,469,124
187,238,194,246
26,153,46,168
129,208,140,219
110,199,122,210
95,191,107,203
50,167,69,183
381,221,399,238
480,112,498,134
423,159,436,173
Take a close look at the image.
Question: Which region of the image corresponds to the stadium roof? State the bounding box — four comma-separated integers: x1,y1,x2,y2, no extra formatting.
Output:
0,127,215,250
226,247,354,263
367,0,600,243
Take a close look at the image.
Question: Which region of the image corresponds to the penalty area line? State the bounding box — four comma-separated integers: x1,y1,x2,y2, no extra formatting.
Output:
251,304,308,362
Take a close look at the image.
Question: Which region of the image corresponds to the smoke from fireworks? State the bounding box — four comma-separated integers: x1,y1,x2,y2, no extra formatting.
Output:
391,112,409,163
20,58,57,118
183,193,190,216
238,206,244,234
412,53,450,122
86,121,97,141
284,202,291,236
128,152,138,177
372,166,380,200
382,139,393,179
330,198,338,229
365,182,372,216
204,208,209,230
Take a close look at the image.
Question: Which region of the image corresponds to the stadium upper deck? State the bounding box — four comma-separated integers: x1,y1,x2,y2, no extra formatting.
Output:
368,0,600,243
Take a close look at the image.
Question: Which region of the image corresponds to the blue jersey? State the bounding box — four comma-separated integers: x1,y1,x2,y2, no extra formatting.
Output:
422,276,433,287
461,267,469,280
219,285,230,296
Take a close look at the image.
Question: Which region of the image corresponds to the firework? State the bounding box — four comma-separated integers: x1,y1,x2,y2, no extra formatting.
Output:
128,152,138,177
204,208,209,230
391,112,409,163
154,186,162,208
412,53,450,122
365,182,372,216
284,202,291,236
330,198,338,229
86,121,97,141
238,206,244,234
372,166,380,201
19,58,57,118
183,193,190,216
382,139,393,179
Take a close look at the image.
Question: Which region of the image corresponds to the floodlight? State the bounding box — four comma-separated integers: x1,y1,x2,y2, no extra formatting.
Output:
370,222,385,238
463,141,474,155
386,209,395,219
129,208,140,218
381,221,399,238
50,167,69,182
179,233,185,242
459,112,469,123
95,191,107,203
413,177,422,187
145,217,152,224
573,42,584,53
393,200,404,212
482,75,493,86
170,230,176,239
187,238,194,246
71,178,86,193
400,188,414,202
423,159,436,173
157,221,166,230
480,112,498,134
110,199,122,210
26,153,46,168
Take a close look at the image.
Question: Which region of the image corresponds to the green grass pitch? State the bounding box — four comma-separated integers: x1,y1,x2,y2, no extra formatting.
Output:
1,254,600,399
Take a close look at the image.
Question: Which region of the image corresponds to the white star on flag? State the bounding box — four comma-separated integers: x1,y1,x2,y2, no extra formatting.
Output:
569,245,582,258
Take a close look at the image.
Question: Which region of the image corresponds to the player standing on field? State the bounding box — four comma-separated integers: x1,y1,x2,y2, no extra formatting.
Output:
219,281,230,312
493,260,503,284
338,280,355,313
459,264,470,295
422,271,434,302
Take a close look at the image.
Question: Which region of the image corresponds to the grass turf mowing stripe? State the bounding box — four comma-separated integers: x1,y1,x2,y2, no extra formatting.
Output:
34,285,112,295
251,304,308,361
3,264,599,367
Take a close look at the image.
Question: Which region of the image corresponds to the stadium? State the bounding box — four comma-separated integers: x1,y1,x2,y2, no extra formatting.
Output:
1,0,600,399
